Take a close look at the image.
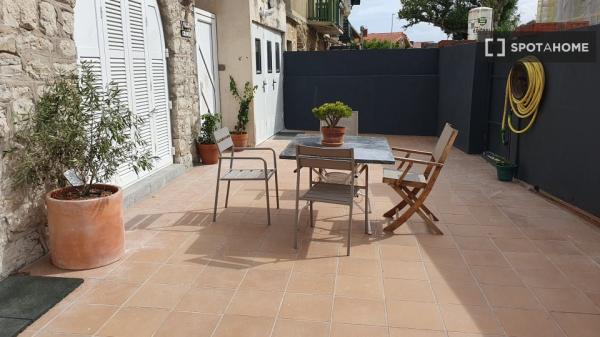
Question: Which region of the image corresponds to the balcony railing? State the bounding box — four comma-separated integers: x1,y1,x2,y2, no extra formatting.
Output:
307,0,343,34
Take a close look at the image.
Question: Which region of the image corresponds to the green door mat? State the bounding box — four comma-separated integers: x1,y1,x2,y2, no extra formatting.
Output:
0,275,83,337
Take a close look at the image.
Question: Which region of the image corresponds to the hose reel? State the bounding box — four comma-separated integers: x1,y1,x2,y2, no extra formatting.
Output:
501,56,545,144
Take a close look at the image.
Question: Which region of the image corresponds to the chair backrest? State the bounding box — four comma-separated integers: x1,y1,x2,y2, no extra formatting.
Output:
320,111,359,136
213,127,233,154
432,123,458,163
296,145,355,171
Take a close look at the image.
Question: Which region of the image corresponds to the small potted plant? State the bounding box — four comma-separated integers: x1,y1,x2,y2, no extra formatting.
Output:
195,112,222,165
483,151,518,182
229,75,257,149
11,64,154,270
312,101,353,146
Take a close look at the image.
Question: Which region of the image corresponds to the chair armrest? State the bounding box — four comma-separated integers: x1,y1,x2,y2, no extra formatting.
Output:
391,147,433,156
232,147,277,169
394,157,443,167
219,156,268,170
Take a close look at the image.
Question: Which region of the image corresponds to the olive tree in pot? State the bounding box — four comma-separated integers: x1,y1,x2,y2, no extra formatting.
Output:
312,101,353,146
229,75,257,149
11,64,154,270
195,112,222,164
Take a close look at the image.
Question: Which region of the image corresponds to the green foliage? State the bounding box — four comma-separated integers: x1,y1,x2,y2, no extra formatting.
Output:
398,0,520,39
196,112,222,144
312,101,353,128
229,76,257,134
363,39,402,49
11,63,154,197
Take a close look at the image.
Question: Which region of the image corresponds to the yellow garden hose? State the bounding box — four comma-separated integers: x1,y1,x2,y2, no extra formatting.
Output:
501,56,545,143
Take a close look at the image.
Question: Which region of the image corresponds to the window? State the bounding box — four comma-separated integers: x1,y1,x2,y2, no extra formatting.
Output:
267,40,273,73
275,42,280,73
255,38,262,74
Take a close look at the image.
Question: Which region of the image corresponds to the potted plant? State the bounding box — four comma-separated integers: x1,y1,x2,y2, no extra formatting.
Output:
195,112,222,164
11,64,154,270
229,75,257,149
483,151,518,182
312,101,353,146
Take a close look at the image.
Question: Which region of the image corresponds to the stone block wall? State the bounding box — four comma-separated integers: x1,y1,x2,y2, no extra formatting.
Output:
0,0,77,278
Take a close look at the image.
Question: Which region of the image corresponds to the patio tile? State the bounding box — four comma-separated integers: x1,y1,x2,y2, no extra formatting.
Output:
105,261,160,284
240,269,290,291
454,237,498,251
383,278,435,302
517,268,573,289
79,280,138,306
335,275,384,300
492,238,539,253
153,311,219,337
97,307,169,337
194,265,247,289
386,300,443,330
420,247,465,266
481,285,542,309
44,303,116,335
494,308,564,337
389,328,445,337
462,250,509,268
533,240,582,255
338,257,381,276
176,287,234,314
332,323,389,337
381,260,428,280
279,293,332,322
147,263,204,285
504,253,556,271
332,297,386,326
126,246,174,263
286,271,335,294
552,312,600,337
425,263,476,286
226,289,283,317
380,245,421,261
212,314,274,337
440,304,502,335
125,283,188,309
470,266,523,286
272,319,329,337
430,281,487,306
532,288,599,314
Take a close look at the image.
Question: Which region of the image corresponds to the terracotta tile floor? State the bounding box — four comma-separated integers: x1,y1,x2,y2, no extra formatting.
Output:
19,135,600,337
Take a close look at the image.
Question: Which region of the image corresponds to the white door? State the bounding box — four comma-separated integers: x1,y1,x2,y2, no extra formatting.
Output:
74,0,172,187
252,23,284,144
195,9,220,117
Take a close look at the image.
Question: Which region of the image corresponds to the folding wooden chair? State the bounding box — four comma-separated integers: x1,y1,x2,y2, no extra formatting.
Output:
294,145,357,255
212,127,279,225
382,123,458,234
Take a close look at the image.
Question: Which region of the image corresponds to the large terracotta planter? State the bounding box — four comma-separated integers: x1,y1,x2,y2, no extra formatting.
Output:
196,143,219,164
321,126,346,147
231,132,248,151
46,184,124,270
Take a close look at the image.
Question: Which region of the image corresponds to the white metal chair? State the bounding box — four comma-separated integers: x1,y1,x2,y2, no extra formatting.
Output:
294,145,357,255
212,127,279,225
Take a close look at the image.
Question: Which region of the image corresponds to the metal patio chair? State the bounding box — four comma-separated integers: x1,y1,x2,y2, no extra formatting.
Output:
382,123,458,234
294,145,357,256
212,127,279,225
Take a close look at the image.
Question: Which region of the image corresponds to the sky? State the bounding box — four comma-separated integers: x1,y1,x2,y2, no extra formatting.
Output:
348,0,539,42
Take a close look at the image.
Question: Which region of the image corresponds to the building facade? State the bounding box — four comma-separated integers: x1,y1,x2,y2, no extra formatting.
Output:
0,0,289,278
537,0,600,24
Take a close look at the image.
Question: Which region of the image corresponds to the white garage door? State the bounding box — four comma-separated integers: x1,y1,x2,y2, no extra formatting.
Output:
252,23,284,144
74,0,172,187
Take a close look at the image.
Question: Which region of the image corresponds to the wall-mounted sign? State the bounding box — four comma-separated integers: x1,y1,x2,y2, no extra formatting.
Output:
181,20,192,38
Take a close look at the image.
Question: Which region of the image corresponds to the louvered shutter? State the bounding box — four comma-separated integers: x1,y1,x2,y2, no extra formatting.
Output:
74,0,105,87
146,0,172,168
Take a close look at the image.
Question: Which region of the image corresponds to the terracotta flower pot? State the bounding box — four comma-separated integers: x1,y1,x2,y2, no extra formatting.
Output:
196,143,219,164
321,126,346,147
46,184,124,270
231,132,248,151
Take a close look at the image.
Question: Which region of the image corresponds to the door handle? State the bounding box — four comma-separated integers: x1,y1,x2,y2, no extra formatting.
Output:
272,79,277,90
262,80,267,91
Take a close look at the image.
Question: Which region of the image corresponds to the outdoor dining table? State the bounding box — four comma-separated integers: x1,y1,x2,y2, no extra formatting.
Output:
279,134,396,235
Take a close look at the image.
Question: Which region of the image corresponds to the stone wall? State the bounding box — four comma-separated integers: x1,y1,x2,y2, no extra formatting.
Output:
156,0,199,166
0,0,77,278
0,0,199,278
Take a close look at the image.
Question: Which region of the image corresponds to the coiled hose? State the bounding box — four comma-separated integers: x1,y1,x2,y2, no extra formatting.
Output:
501,56,545,143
